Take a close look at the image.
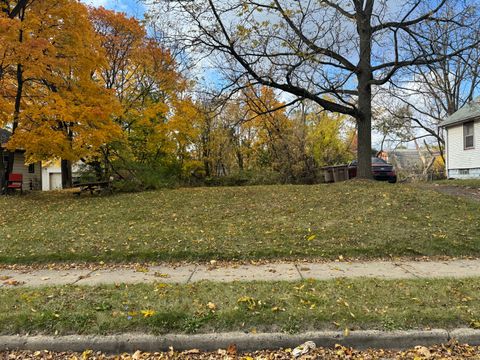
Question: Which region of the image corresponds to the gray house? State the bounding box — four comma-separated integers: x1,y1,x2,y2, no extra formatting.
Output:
440,98,480,179
1,129,42,190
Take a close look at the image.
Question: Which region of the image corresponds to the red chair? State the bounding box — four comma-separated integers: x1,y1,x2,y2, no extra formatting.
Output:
7,173,23,194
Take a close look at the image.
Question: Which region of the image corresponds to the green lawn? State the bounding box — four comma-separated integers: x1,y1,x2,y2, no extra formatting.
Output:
1,181,479,264
2,277,480,335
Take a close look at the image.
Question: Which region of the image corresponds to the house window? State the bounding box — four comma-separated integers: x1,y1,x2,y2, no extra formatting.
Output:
28,163,35,173
464,121,475,149
460,169,470,175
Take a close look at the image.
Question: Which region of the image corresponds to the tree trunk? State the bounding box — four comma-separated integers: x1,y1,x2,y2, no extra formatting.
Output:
6,63,23,181
355,4,373,179
0,148,5,193
235,148,244,171
61,159,73,188
356,111,373,179
6,9,24,183
202,138,211,177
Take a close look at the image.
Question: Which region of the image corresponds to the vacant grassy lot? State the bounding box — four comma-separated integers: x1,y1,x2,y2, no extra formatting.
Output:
1,181,479,264
2,277,480,335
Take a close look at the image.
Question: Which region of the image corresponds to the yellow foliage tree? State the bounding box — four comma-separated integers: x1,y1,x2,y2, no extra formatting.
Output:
89,6,202,183
0,0,122,187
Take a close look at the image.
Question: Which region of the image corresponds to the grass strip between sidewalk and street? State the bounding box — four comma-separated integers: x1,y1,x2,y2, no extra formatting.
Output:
2,277,480,335
1,181,480,264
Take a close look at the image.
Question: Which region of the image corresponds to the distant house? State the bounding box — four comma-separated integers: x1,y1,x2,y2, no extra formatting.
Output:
440,97,480,179
41,159,64,191
0,129,42,190
378,148,440,174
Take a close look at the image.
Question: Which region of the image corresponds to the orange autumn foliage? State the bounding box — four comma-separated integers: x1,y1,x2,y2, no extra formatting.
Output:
0,0,122,162
90,6,202,172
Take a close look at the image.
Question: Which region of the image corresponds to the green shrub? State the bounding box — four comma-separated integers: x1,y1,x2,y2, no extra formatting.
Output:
111,161,182,192
203,170,283,187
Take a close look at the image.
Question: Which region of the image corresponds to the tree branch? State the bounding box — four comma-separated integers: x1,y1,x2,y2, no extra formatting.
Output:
372,0,447,33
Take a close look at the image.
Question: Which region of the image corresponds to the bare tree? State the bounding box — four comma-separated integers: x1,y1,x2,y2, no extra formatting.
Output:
145,0,478,178
375,2,480,162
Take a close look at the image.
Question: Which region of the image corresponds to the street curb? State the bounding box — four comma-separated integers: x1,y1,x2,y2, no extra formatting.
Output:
1,329,475,353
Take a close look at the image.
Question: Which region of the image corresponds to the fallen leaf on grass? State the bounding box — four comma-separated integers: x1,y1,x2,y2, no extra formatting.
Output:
0,276,11,281
141,309,155,318
237,296,257,310
471,319,480,329
306,234,316,241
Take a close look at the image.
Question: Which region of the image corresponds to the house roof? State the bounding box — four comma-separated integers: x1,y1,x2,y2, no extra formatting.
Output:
0,129,11,146
387,149,440,170
440,97,480,128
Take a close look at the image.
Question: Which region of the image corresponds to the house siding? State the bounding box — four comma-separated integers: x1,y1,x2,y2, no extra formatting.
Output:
11,152,42,190
41,162,62,191
446,120,480,178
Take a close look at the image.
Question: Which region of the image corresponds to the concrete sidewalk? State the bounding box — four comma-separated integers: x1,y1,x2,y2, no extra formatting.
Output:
1,259,480,288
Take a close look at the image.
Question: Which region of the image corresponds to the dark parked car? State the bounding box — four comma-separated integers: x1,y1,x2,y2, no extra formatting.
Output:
348,157,397,183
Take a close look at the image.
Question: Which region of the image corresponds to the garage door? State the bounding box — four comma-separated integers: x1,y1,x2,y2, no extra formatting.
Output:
49,173,62,190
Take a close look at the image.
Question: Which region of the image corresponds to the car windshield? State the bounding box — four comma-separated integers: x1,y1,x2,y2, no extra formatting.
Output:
350,158,387,166
372,157,387,164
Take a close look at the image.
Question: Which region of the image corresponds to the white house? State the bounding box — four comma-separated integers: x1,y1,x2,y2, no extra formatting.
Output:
41,160,63,191
43,161,85,190
440,97,480,179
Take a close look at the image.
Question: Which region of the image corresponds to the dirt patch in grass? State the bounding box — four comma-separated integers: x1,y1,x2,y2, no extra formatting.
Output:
1,182,479,264
435,179,480,188
2,277,480,335
434,186,480,202
424,183,480,202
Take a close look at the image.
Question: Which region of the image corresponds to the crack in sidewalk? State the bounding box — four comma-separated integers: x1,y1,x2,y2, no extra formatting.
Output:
294,264,304,280
70,269,97,285
394,263,420,278
186,264,198,284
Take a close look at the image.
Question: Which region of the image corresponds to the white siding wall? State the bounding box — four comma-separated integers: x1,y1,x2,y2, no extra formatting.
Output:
447,120,480,170
41,164,62,191
41,162,83,190
12,152,42,190
446,120,480,178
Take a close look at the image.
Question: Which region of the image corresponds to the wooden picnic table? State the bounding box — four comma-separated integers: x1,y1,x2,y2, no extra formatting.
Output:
74,180,112,195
